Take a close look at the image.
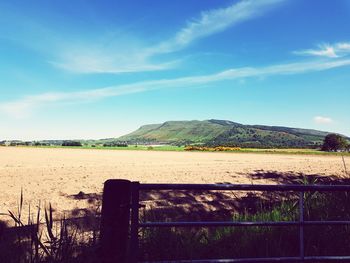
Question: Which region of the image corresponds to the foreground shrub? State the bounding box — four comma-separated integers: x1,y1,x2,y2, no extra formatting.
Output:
0,193,99,263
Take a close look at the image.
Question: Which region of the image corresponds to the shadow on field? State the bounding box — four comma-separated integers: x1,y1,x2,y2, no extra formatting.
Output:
0,209,100,263
246,170,350,185
60,171,350,223
138,171,350,222
64,191,102,232
2,172,350,262
139,172,350,261
0,220,6,235
0,219,40,262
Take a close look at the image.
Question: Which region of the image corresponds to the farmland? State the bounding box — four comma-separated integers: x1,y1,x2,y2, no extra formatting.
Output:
0,146,349,224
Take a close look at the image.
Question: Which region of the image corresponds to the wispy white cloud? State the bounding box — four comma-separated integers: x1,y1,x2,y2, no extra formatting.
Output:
153,0,286,53
313,116,333,124
50,37,182,74
294,42,350,58
51,52,179,74
1,0,287,75
2,58,350,117
54,0,286,74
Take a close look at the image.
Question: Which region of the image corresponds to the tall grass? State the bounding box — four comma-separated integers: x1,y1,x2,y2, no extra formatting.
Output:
139,189,350,261
2,180,350,262
0,191,100,263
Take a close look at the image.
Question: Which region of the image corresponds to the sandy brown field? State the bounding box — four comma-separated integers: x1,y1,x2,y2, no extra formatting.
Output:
0,147,349,223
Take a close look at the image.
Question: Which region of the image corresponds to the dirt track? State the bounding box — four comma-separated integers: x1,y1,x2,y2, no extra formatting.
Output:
0,147,349,222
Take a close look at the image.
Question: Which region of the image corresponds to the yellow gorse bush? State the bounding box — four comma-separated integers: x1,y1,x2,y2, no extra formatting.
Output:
184,146,241,152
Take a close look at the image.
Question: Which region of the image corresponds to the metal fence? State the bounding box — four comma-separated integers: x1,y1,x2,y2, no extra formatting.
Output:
128,183,350,263
98,180,350,262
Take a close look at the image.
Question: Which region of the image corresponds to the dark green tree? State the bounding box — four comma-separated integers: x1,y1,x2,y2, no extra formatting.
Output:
62,141,82,147
321,134,347,152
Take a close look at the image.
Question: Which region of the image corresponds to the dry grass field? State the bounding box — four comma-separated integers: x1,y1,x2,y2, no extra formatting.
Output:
0,146,349,223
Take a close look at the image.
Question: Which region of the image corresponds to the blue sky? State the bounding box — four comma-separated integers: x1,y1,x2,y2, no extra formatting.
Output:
0,0,350,140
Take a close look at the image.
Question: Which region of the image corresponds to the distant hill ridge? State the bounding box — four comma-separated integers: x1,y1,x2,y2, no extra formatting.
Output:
117,119,341,148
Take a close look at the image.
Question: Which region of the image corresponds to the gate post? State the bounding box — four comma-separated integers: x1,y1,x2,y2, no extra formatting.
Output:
100,179,131,263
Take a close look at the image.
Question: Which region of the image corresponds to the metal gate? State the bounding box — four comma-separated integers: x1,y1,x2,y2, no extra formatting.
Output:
99,180,350,262
131,183,350,262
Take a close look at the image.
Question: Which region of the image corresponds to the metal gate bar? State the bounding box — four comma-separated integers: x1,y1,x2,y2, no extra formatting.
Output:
129,183,350,262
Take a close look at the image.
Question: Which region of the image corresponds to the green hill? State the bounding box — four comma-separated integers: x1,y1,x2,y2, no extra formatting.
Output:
117,119,342,148
118,120,232,145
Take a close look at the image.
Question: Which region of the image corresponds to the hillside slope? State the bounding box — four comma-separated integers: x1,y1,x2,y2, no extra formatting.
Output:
117,119,337,148
118,120,233,144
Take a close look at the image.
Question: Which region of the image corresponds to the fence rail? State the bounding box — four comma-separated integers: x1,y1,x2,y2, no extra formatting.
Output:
99,180,350,263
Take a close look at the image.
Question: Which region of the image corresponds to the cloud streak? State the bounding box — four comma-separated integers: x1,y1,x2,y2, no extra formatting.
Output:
294,42,350,58
153,0,285,53
51,53,179,74
2,58,350,117
54,0,286,74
